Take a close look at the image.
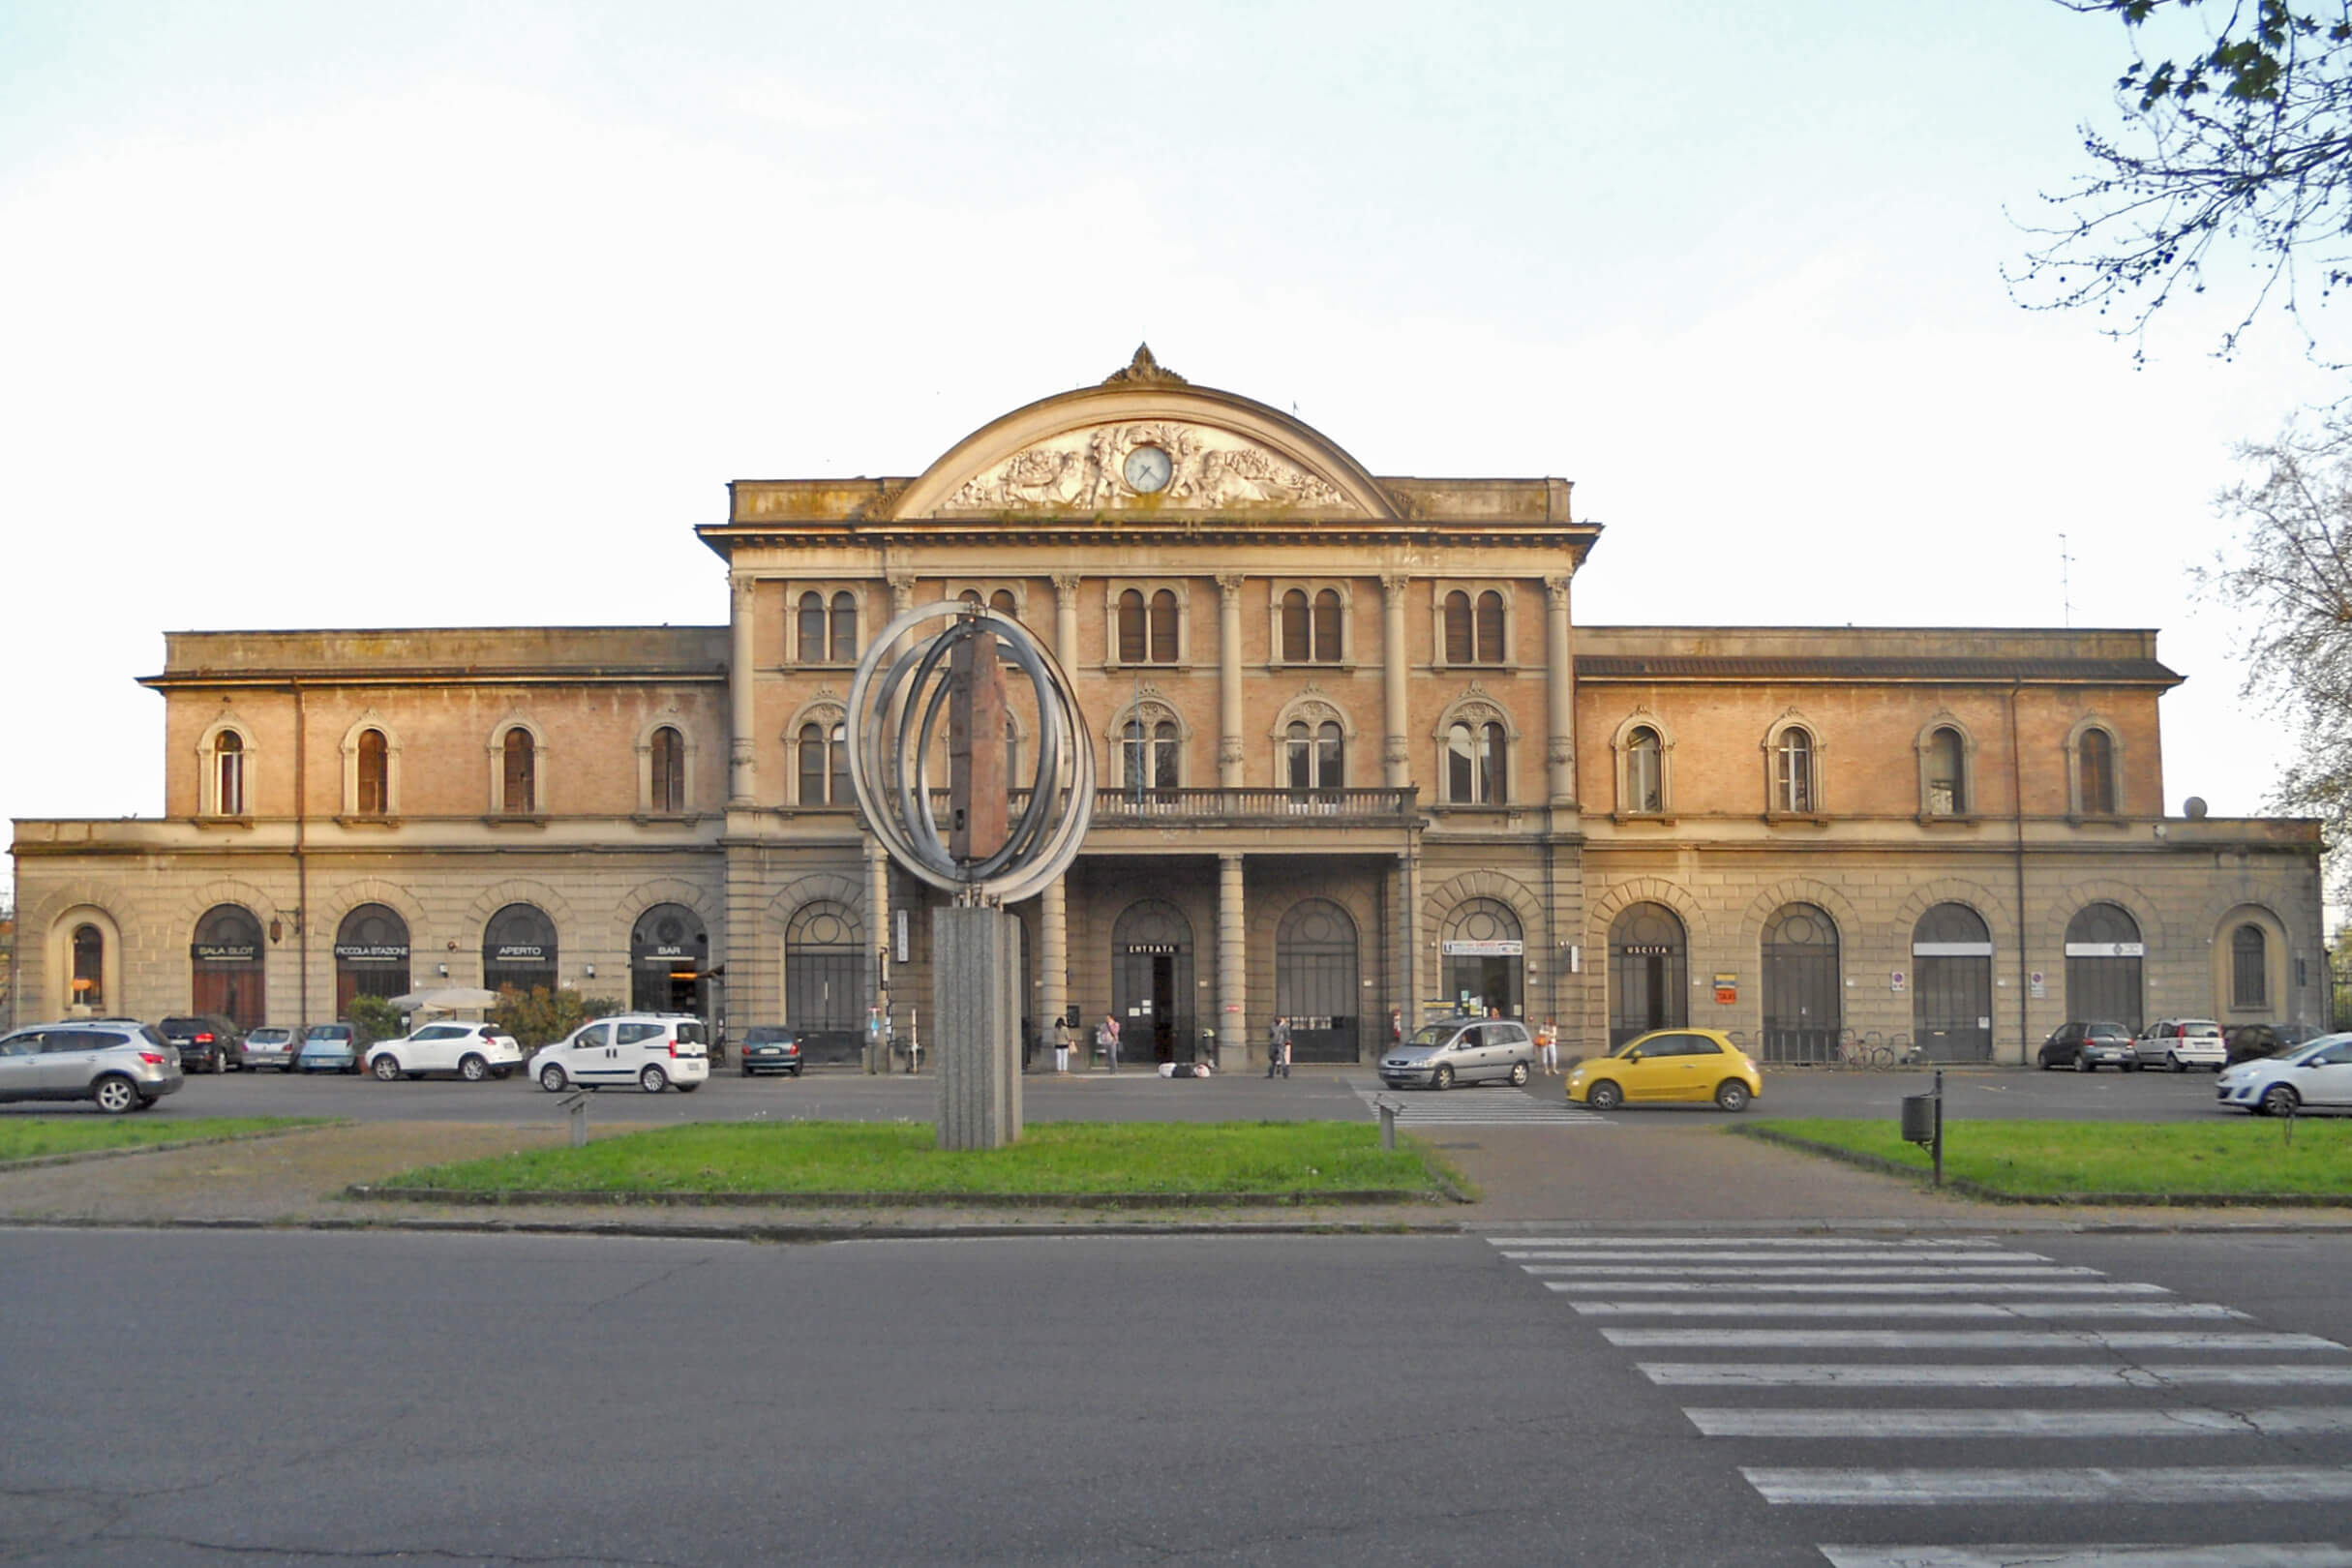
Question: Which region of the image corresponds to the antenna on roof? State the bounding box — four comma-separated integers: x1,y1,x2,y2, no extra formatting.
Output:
2059,532,2073,628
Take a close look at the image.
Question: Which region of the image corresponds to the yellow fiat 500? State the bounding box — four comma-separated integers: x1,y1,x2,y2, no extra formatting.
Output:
1565,1028,1762,1112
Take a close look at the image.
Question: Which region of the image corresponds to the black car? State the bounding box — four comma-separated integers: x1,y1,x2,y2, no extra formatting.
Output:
2226,1021,2326,1066
738,1025,804,1077
2036,1019,2134,1070
159,1014,247,1073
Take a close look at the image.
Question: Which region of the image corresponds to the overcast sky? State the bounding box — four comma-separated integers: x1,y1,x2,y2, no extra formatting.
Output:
5,0,2343,907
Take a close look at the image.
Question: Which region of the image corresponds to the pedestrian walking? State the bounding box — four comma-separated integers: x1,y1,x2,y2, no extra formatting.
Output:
1538,1016,1560,1075
1265,1015,1292,1078
1052,1016,1072,1074
1101,1011,1121,1072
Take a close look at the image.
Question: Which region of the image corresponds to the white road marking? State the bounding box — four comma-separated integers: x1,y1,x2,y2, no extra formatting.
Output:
1607,1328,2341,1351
1490,1235,1995,1249
1523,1264,2102,1279
1644,1362,2352,1388
1545,1281,2170,1295
1690,1406,2352,1438
1818,1546,2352,1567
1745,1465,2352,1505
1564,1300,2248,1319
1500,1249,2054,1264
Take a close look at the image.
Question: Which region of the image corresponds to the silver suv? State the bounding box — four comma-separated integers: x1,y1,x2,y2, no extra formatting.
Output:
0,1019,187,1113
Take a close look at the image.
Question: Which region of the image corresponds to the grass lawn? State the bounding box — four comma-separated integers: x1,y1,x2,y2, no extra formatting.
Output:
377,1120,1456,1199
1752,1116,2352,1198
0,1117,332,1163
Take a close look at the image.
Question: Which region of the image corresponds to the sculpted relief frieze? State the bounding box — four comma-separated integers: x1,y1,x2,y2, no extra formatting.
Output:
942,423,1356,514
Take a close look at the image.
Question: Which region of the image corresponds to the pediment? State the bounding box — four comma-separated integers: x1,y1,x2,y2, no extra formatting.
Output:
889,349,1396,521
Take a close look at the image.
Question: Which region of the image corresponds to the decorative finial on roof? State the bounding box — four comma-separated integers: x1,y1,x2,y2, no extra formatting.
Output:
1102,343,1187,385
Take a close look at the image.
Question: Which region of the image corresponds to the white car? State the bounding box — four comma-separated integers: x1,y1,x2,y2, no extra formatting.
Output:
2216,1033,2352,1116
366,1022,524,1082
529,1013,709,1094
2134,1017,2226,1072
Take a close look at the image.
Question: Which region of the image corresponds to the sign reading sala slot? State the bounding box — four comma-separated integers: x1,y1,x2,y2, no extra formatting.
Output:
1441,939,1523,957
191,943,259,963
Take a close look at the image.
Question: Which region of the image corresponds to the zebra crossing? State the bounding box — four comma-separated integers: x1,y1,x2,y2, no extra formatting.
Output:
1351,1080,1609,1126
1490,1231,2352,1566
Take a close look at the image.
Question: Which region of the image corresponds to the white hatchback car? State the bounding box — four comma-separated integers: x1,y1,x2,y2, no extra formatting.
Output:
2134,1018,2226,1072
2216,1033,2352,1116
365,1022,524,1082
529,1014,709,1094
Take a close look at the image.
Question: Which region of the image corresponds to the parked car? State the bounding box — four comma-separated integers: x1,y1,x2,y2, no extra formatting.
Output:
2216,1033,2352,1116
2036,1020,2136,1071
530,1014,709,1094
365,1021,524,1082
241,1025,299,1072
1564,1028,1763,1112
1378,1015,1535,1090
0,1019,185,1113
2134,1018,2226,1072
2226,1021,2327,1066
294,1023,360,1074
159,1014,246,1073
737,1025,804,1078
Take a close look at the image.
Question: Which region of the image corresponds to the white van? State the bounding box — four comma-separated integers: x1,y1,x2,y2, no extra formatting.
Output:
529,1014,709,1094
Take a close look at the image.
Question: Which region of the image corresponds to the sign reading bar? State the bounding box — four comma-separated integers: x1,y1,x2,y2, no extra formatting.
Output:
1441,940,1523,957
191,943,259,963
333,943,408,963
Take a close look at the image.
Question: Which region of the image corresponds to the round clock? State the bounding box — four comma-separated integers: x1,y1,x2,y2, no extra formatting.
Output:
1123,444,1172,494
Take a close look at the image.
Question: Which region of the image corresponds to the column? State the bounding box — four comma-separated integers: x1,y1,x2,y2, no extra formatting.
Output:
1040,873,1069,1046
1052,573,1081,671
865,837,890,1074
888,572,918,661
1219,853,1247,1066
1381,574,1411,789
728,573,758,806
1217,574,1245,787
1397,850,1422,1023
1544,573,1576,806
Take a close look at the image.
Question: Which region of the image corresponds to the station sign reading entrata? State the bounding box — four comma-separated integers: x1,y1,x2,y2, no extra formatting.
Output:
1440,940,1523,957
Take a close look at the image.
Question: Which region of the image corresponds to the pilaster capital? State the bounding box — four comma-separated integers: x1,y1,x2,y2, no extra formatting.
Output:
1216,573,1246,604
1384,737,1411,765
1380,573,1411,602
1543,574,1574,611
1051,573,1083,596
730,573,757,611
887,573,918,609
1548,738,1574,768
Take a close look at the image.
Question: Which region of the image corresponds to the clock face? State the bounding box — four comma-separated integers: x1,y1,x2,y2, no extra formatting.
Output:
1123,444,1172,494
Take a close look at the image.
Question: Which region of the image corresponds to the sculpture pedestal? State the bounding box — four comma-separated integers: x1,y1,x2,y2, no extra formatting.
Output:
934,905,1023,1150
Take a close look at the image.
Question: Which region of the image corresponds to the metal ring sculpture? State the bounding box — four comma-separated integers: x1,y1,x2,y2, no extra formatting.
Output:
845,601,1095,905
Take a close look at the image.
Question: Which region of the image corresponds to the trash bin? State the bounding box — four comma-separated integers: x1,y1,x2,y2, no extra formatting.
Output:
1900,1091,1938,1146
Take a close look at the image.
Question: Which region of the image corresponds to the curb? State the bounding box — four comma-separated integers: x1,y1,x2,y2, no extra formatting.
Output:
1730,1123,2352,1210
344,1184,1443,1209
0,1121,348,1175
0,1213,1469,1243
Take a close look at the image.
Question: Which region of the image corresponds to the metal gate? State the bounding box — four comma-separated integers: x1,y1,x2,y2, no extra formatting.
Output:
1112,899,1193,1064
1762,903,1841,1063
1609,901,1687,1049
2064,902,2144,1032
1913,902,1993,1061
785,901,866,1065
1276,898,1359,1062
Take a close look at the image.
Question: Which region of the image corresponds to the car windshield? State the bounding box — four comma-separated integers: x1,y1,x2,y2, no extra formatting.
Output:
2291,1036,2352,1065
305,1026,351,1041
1406,1024,1465,1049
411,1025,467,1040
247,1029,289,1042
2180,1022,2222,1038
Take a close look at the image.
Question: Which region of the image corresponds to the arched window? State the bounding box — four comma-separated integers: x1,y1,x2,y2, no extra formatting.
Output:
1925,726,1965,815
1762,904,1841,1063
1607,901,1685,1047
71,922,106,1010
1474,590,1505,663
216,731,246,816
1443,896,1524,1019
500,728,534,814
829,591,858,663
798,592,826,662
796,720,849,805
1285,721,1344,790
785,900,865,1038
798,723,827,804
2232,923,2269,1009
959,588,983,610
989,588,1018,618
651,725,685,814
191,904,264,1028
1006,716,1021,793
1117,589,1147,663
830,720,849,803
1123,712,1180,789
356,729,389,816
2079,727,2117,815
1148,589,1178,662
1313,589,1342,663
2066,902,2143,1031
1282,589,1311,662
1773,726,1816,813
1625,726,1662,814
1446,720,1506,804
1443,591,1473,663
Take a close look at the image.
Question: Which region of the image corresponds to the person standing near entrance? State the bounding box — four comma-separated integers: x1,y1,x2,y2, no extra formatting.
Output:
1266,1015,1291,1079
1537,1016,1559,1075
1052,1016,1073,1074
1100,1011,1121,1072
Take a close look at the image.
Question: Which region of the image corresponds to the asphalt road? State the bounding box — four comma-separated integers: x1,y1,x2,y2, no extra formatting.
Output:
2,1058,2260,1127
7,1225,2350,1566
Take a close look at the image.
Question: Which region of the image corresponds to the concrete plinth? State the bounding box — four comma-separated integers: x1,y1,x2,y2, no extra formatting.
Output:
934,904,1023,1150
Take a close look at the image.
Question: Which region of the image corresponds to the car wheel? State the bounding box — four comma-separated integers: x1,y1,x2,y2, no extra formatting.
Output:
1585,1079,1623,1112
1508,1061,1530,1088
640,1065,669,1094
740,1066,753,1078
791,1066,803,1077
92,1074,140,1115
2261,1083,2301,1117
2121,1059,2138,1072
212,1051,226,1074
372,1054,402,1082
676,1082,701,1094
1431,1064,1454,1091
1714,1080,1752,1112
459,1054,488,1083
136,1096,158,1112
492,1068,511,1080
538,1064,568,1093
2169,1053,2186,1073
2076,1055,2094,1072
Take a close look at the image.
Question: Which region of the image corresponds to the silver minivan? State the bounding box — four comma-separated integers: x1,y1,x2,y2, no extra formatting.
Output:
1379,1016,1536,1091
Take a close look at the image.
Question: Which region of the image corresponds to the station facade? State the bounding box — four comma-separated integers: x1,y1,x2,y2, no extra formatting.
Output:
8,349,2329,1065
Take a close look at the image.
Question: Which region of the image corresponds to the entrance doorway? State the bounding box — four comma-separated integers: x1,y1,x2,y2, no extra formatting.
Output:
2065,902,2144,1032
1111,899,1193,1064
631,903,709,1017
333,904,411,1018
1761,903,1841,1063
1276,898,1360,1062
1913,902,1993,1061
191,904,265,1029
785,900,866,1065
1608,901,1687,1048
1440,897,1523,1019
482,903,558,997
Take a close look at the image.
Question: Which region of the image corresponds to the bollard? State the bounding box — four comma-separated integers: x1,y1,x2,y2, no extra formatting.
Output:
561,1090,589,1148
1376,1097,1400,1151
